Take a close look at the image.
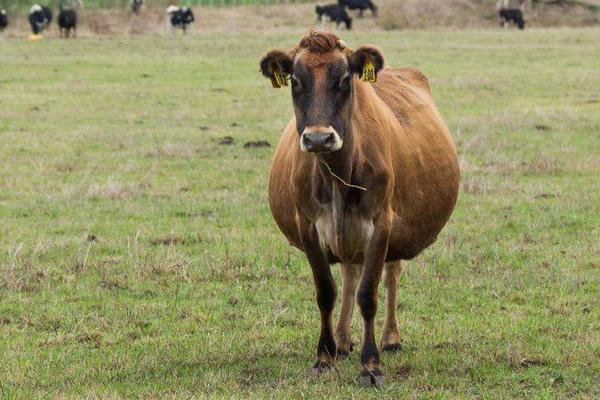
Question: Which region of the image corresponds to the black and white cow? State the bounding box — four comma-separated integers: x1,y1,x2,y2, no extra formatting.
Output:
499,8,525,29
316,4,352,30
29,5,53,35
58,6,77,38
0,9,8,32
166,6,195,34
497,0,526,29
131,0,143,14
338,0,377,17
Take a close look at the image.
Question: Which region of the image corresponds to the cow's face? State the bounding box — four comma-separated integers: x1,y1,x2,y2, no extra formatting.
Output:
182,8,194,23
260,33,383,154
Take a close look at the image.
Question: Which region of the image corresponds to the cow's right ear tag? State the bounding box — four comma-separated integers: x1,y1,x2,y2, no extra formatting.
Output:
361,61,376,83
271,67,288,89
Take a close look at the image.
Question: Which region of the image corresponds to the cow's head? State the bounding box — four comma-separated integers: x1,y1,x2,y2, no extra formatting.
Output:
260,31,384,154
181,7,194,23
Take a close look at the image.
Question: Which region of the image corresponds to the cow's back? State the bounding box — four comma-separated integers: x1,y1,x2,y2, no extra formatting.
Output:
372,67,460,259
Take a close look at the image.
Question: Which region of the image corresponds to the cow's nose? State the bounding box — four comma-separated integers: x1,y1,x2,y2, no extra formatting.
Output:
301,132,338,153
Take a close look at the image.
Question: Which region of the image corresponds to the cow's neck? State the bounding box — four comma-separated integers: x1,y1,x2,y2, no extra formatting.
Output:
314,126,356,256
316,127,355,196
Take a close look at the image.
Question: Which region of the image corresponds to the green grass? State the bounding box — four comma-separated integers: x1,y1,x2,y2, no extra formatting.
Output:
0,29,599,399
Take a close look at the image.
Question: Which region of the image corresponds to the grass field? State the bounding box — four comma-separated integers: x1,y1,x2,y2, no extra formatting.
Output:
1,28,599,398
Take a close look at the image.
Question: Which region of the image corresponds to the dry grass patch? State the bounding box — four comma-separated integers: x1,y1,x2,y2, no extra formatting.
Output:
146,142,196,158
87,180,151,199
462,175,488,194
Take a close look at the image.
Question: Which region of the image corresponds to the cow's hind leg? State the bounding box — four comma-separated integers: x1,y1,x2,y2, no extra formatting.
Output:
334,263,360,357
381,261,402,351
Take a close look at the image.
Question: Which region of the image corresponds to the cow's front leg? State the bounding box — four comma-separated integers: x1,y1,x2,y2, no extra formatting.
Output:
357,210,392,386
298,216,337,374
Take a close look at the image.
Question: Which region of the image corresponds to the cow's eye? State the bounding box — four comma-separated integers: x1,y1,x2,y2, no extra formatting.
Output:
339,74,351,89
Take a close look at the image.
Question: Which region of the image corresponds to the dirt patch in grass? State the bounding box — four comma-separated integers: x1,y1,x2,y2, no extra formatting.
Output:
149,233,203,246
244,140,271,148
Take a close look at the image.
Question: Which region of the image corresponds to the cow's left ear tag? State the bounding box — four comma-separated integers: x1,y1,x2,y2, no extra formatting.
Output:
361,61,376,83
271,67,288,89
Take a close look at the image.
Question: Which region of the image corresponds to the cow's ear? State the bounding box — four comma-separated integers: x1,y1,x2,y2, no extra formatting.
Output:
260,49,293,89
349,46,384,83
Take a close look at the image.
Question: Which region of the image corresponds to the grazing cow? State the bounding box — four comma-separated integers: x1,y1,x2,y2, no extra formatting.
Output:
28,5,52,35
497,0,526,29
338,0,377,17
0,9,8,33
260,31,459,386
58,6,77,38
131,0,143,14
499,8,525,29
316,4,352,30
166,5,195,34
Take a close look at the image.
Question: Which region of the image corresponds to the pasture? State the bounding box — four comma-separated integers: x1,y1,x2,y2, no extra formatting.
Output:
1,27,599,398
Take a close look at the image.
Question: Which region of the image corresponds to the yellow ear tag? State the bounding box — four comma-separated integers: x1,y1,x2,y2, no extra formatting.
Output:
271,68,288,89
361,61,376,83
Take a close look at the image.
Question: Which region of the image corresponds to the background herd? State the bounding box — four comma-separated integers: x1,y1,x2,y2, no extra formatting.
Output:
0,0,197,37
0,0,535,38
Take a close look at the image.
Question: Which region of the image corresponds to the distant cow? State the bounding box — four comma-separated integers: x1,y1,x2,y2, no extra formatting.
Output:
0,9,8,32
260,30,459,386
58,7,77,38
131,0,143,14
497,0,526,29
166,5,195,34
338,0,377,17
316,5,352,30
29,5,53,35
499,8,525,29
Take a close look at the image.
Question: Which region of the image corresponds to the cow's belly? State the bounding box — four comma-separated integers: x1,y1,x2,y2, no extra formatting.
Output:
315,205,374,264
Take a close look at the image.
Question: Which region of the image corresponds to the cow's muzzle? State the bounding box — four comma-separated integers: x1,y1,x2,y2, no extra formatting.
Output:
300,126,343,153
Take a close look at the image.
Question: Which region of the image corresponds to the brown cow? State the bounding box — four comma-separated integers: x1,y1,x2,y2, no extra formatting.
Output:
260,31,459,386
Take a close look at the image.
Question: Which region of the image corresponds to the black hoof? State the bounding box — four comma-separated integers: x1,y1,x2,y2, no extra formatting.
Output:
382,343,402,352
312,361,332,376
359,368,385,387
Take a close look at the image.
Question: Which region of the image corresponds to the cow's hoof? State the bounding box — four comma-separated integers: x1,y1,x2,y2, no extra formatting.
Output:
337,342,355,358
382,343,402,352
359,368,385,387
311,361,333,376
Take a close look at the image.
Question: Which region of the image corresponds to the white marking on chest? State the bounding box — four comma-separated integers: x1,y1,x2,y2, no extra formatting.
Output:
315,205,374,262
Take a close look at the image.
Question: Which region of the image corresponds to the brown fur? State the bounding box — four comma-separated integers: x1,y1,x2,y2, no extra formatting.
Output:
269,67,459,262
263,31,459,385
